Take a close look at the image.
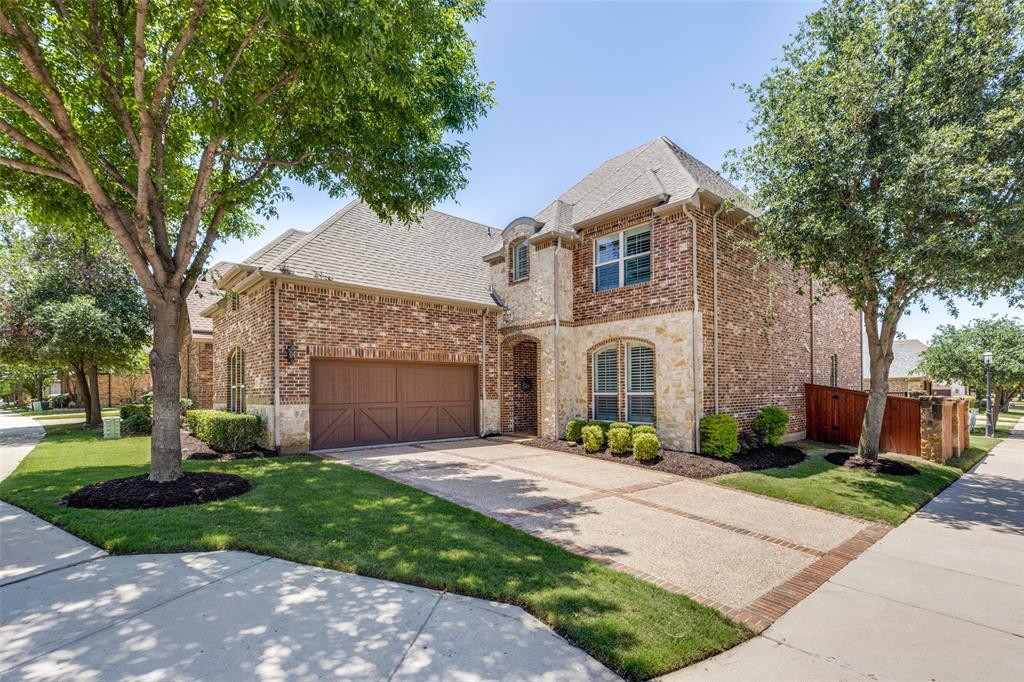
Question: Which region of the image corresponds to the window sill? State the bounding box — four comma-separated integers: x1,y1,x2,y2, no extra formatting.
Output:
508,277,530,286
592,280,652,296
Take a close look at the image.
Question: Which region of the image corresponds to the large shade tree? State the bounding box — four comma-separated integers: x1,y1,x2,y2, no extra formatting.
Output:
729,0,1024,460
0,1,493,481
916,316,1024,414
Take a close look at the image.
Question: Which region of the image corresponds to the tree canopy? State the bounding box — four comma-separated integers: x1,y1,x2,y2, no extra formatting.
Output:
0,0,493,480
728,0,1024,458
916,316,1024,411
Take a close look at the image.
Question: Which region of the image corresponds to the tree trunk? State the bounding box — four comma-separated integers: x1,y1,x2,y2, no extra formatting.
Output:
858,306,901,461
73,364,91,418
148,296,185,483
86,363,102,425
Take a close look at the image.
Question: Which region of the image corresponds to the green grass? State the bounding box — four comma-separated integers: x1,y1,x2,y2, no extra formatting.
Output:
5,407,121,420
0,424,748,680
714,437,1004,526
972,404,1023,438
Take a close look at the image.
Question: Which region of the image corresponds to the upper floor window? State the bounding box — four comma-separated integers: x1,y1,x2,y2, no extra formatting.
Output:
228,348,246,413
511,240,530,282
594,225,651,292
829,354,838,387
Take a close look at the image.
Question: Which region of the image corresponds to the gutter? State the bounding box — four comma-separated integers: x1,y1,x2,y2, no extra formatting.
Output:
680,200,703,453
553,236,562,438
480,310,487,436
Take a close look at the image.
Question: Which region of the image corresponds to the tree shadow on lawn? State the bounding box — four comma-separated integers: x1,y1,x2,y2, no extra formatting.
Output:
2,455,731,678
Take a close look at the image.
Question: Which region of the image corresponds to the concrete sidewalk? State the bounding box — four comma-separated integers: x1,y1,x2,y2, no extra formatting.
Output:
0,411,44,481
665,418,1024,682
0,413,616,681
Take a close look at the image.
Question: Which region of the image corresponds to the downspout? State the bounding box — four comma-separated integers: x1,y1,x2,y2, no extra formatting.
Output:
480,310,487,436
553,236,562,437
680,201,702,452
712,203,724,413
809,278,815,385
273,279,281,453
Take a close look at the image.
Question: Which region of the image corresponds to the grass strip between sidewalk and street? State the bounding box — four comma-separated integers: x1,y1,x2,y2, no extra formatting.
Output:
0,423,749,680
713,436,1003,526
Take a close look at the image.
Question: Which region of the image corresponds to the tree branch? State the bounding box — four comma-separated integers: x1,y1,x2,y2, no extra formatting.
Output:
0,117,77,178
0,155,77,184
151,0,205,113
0,81,63,142
221,11,267,86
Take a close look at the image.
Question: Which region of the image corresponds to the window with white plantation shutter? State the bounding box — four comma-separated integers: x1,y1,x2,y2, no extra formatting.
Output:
228,348,246,414
592,345,618,420
627,343,655,423
593,224,651,291
512,240,530,281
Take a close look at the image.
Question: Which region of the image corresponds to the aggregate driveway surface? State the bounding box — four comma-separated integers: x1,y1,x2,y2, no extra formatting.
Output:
323,438,875,623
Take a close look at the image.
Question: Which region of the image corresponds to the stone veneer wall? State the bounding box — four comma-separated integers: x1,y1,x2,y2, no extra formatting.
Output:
212,279,501,452
491,239,573,328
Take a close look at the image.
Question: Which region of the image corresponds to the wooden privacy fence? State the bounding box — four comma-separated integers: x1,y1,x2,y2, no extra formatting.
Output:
805,383,970,461
806,383,921,455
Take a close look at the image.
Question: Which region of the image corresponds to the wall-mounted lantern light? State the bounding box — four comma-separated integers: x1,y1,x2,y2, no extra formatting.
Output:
285,342,297,364
521,377,533,392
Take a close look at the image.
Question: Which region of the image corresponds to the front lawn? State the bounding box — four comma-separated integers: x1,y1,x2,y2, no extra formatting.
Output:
0,424,748,680
4,407,121,420
972,404,1023,437
714,437,1002,526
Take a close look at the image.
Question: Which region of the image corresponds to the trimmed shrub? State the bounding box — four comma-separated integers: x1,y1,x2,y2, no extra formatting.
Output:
48,393,71,408
587,420,613,435
186,409,263,452
607,427,631,455
141,392,153,406
581,424,605,453
565,419,586,443
179,398,194,416
752,406,790,446
121,412,152,435
701,414,739,459
120,403,151,420
609,421,632,436
631,424,656,445
633,433,661,462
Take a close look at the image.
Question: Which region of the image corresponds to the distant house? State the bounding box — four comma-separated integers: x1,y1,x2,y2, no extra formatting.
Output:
862,339,968,396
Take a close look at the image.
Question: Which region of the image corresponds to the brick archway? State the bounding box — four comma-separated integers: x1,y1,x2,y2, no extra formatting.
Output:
501,336,540,435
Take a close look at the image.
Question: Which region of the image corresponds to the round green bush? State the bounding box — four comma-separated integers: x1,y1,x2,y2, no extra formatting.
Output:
752,406,790,446
632,433,661,462
700,413,739,459
120,403,151,421
121,412,152,435
587,420,612,435
565,419,586,443
581,424,605,453
609,421,632,433
630,424,656,445
607,427,631,455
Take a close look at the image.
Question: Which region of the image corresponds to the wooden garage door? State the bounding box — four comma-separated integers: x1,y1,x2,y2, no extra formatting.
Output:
310,359,478,450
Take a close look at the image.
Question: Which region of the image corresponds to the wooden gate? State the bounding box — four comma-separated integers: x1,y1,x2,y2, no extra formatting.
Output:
805,384,921,456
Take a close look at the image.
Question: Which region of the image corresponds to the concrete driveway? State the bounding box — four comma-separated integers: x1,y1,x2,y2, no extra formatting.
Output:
323,439,882,629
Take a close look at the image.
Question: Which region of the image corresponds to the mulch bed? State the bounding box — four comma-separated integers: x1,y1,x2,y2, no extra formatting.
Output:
825,451,920,476
520,438,806,479
180,428,277,461
63,472,254,510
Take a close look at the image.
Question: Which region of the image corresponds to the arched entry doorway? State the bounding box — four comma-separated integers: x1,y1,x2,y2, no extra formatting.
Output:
500,337,539,435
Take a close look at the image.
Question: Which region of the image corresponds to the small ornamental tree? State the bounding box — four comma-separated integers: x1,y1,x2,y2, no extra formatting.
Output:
916,317,1024,414
729,0,1024,460
0,1,492,482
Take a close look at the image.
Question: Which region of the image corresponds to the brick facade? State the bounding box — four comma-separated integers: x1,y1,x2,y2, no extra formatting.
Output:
501,336,539,433
96,371,151,406
211,278,500,450
180,337,214,409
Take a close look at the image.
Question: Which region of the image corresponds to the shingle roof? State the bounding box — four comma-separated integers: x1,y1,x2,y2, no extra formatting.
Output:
260,200,502,307
863,339,929,378
184,262,231,336
533,136,754,233
243,228,308,267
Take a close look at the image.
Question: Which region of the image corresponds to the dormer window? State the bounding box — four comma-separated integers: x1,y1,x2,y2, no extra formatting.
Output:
594,225,651,292
511,240,530,282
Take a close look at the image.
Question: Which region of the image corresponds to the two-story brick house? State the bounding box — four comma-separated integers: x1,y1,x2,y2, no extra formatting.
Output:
201,137,862,452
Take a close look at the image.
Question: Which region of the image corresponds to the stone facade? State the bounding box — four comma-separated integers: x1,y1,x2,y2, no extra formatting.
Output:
211,279,500,451
487,198,862,450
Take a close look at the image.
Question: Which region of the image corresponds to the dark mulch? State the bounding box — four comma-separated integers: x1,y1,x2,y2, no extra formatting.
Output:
63,472,254,509
521,438,806,479
180,428,276,461
825,451,920,476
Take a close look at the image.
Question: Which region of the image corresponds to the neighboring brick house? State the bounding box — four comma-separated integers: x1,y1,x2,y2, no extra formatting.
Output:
202,137,862,452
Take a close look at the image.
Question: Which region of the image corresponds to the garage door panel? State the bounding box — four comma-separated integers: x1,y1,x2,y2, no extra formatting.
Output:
310,359,477,450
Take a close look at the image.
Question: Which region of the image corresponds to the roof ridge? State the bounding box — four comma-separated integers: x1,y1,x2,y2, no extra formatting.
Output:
263,199,361,272
242,228,308,266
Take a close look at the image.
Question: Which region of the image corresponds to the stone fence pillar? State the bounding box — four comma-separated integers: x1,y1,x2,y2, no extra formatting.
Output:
919,396,947,463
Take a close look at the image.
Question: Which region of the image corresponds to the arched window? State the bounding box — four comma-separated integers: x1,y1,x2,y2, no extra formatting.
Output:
590,341,656,423
592,345,618,420
510,239,529,282
228,348,246,413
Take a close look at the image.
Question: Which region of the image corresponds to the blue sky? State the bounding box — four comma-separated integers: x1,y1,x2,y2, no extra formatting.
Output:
212,0,1016,343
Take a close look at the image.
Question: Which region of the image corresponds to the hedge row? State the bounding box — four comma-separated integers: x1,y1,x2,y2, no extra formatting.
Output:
186,410,263,452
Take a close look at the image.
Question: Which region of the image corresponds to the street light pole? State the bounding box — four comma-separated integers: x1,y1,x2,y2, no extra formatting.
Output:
984,350,994,438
